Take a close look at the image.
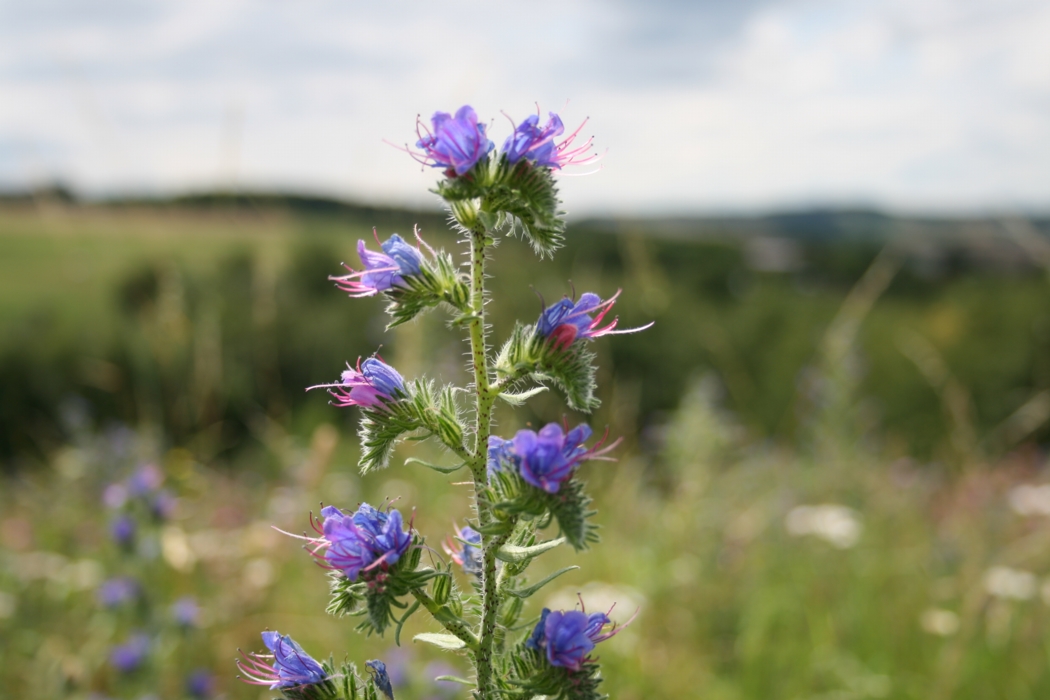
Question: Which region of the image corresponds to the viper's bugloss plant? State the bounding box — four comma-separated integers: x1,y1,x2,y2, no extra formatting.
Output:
240,104,646,700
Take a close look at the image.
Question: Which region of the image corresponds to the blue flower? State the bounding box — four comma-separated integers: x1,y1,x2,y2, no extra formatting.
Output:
443,524,483,576
536,290,651,351
308,356,405,410
487,434,516,475
502,110,597,170
237,631,327,690
414,106,494,176
110,634,150,673
97,576,139,607
127,463,163,496
511,423,594,494
526,608,619,671
303,502,412,581
366,659,396,700
110,514,136,546
332,233,426,297
171,596,200,627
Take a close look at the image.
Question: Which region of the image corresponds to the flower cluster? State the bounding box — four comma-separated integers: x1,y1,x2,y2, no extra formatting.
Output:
308,357,404,410
526,606,622,671
238,631,328,690
489,422,617,494
292,503,413,582
332,232,425,297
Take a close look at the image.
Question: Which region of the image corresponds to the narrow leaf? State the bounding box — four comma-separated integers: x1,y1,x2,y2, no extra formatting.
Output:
507,566,579,599
496,537,565,563
413,633,466,650
497,386,549,406
434,675,474,686
394,600,421,646
404,457,465,474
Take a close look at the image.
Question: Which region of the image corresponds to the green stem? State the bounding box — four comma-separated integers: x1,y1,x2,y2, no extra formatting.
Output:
409,587,479,650
466,227,502,699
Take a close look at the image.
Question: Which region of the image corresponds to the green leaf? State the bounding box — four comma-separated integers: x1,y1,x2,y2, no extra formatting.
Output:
434,675,474,686
507,566,579,599
497,386,549,406
394,600,421,646
496,537,565,563
413,633,467,650
404,457,465,474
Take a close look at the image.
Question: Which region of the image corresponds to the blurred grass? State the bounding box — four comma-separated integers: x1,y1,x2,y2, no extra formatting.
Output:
2,202,1050,698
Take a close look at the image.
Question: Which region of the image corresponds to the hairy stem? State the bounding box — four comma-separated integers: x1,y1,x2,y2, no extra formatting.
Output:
409,587,479,650
466,227,501,698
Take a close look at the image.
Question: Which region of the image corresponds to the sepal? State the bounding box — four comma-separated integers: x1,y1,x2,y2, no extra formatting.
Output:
358,380,466,473
381,243,470,328
506,646,606,700
495,323,599,413
484,470,598,551
325,538,440,636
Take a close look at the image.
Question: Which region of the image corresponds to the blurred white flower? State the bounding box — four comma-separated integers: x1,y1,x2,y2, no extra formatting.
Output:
1007,484,1050,516
983,566,1036,600
785,505,862,549
920,608,960,636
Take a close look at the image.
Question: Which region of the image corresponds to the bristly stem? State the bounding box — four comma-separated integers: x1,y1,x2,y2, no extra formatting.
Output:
466,226,501,698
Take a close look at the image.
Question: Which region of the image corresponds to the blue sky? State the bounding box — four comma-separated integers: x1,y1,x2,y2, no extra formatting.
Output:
1,0,1048,214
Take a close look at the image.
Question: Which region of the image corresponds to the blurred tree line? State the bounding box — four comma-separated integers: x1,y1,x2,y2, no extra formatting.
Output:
1,196,1048,470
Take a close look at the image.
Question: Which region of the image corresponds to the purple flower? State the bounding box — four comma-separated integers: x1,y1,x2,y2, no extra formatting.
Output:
536,290,652,351
110,514,136,546
97,576,139,607
308,356,405,410
171,596,200,627
442,524,482,576
110,634,150,673
290,502,413,582
526,607,622,671
102,483,128,509
487,435,516,475
151,489,177,520
502,110,597,170
186,669,215,699
509,423,615,494
237,631,327,690
413,106,494,176
366,660,395,700
332,232,426,297
127,463,163,496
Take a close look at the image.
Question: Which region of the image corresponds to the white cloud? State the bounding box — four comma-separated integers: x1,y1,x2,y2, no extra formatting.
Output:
0,0,1046,213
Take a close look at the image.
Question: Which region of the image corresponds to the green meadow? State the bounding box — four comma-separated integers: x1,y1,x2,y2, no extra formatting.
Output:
2,200,1050,699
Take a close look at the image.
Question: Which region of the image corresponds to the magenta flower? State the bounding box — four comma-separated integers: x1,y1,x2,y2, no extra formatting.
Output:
307,356,405,409
503,111,598,170
237,631,327,690
413,105,494,176
331,231,426,297
536,290,652,351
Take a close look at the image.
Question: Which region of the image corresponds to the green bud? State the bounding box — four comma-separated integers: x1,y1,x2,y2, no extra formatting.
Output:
432,572,451,606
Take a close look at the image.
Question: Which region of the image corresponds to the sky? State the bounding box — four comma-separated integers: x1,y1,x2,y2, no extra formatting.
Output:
1,0,1048,215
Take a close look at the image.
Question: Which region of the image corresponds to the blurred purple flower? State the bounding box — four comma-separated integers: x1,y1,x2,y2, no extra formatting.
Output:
412,106,494,176
110,634,150,673
102,483,128,509
487,435,516,475
308,357,405,410
509,423,618,494
171,596,200,627
97,576,139,607
332,232,426,297
186,669,215,699
237,631,327,690
150,489,177,520
526,607,623,671
536,290,652,351
127,463,163,496
110,515,136,547
442,524,482,576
